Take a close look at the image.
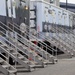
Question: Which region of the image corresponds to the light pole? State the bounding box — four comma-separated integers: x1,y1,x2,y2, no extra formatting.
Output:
66,0,68,10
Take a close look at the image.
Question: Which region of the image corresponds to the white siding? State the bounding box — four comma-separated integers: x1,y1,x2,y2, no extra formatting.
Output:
0,0,6,16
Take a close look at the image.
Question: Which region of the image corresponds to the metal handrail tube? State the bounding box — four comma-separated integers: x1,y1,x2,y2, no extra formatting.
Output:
13,22,56,52
0,37,18,61
36,25,73,54
0,25,32,59
9,22,52,52
55,26,75,46
51,27,74,51
0,52,8,60
8,22,57,54
9,22,57,58
13,22,58,57
0,21,51,59
51,26,75,51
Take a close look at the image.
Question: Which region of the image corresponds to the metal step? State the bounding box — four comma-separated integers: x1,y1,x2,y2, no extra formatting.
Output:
7,31,56,64
0,59,4,63
48,37,73,56
54,37,74,55
0,57,17,75
13,22,57,62
0,37,44,67
0,21,58,69
9,38,49,66
0,40,36,71
1,21,57,64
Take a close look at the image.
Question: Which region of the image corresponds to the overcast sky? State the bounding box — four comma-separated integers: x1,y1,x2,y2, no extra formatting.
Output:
60,0,75,4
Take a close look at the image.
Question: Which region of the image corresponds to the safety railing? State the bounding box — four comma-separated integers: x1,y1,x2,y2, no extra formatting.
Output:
0,24,36,61
47,24,74,54
0,21,53,61
8,22,57,57
51,25,75,51
58,26,75,46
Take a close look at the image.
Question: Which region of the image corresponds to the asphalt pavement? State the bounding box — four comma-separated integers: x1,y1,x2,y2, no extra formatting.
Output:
18,58,75,75
0,58,75,75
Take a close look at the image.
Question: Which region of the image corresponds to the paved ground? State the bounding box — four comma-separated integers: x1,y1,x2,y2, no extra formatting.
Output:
18,58,75,75
1,58,75,75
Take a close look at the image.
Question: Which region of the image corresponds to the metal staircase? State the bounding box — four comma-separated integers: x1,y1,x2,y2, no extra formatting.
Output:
8,22,57,63
57,27,75,50
51,26,75,56
0,57,17,75
37,25,74,58
8,35,49,67
4,21,57,64
0,36,36,72
0,21,58,73
0,20,60,73
58,27,75,56
47,26,75,57
0,22,51,68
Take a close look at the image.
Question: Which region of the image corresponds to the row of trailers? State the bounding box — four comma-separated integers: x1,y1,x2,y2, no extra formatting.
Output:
0,0,75,34
0,0,75,75
30,0,75,34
